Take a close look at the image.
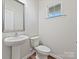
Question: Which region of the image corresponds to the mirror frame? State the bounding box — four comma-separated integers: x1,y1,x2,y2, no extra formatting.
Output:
2,0,25,32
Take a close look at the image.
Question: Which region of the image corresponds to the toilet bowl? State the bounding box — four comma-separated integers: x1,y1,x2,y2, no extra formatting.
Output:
35,45,51,55
30,36,51,59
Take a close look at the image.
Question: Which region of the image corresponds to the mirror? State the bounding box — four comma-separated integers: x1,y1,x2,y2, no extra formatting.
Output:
2,0,25,32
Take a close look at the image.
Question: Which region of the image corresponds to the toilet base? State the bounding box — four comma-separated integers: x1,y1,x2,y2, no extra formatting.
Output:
36,52,48,59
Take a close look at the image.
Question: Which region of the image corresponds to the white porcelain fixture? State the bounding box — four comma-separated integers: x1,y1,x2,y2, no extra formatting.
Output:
4,35,29,46
30,36,51,59
4,35,29,59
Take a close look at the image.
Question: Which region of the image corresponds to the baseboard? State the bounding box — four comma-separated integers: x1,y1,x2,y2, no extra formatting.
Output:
49,53,63,59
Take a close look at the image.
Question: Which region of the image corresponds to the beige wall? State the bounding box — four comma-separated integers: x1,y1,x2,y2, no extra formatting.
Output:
39,0,77,59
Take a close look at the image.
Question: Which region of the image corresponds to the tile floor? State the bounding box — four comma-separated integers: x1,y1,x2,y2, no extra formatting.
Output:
27,52,56,59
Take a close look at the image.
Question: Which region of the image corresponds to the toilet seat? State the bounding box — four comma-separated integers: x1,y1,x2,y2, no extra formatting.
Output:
35,45,51,53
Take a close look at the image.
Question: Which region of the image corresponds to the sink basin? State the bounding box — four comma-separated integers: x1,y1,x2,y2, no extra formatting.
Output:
4,35,29,46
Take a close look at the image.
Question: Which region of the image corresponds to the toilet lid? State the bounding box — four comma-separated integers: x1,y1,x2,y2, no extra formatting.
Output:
35,45,51,52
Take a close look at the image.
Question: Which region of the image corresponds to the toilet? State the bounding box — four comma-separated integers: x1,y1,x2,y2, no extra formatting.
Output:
30,36,51,59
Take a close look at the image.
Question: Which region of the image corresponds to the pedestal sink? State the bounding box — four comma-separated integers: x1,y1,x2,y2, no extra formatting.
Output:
4,35,29,59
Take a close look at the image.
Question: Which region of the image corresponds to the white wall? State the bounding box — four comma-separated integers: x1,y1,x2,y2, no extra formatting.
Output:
21,0,39,58
39,0,77,59
26,0,39,37
3,0,77,59
2,0,39,59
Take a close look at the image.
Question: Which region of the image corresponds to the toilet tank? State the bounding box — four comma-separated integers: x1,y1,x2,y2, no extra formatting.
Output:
30,36,40,48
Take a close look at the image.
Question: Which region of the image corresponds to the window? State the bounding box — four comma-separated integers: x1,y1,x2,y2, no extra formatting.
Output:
48,3,63,18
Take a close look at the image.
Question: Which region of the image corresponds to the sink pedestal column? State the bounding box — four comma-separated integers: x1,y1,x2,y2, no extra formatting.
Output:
12,46,21,59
